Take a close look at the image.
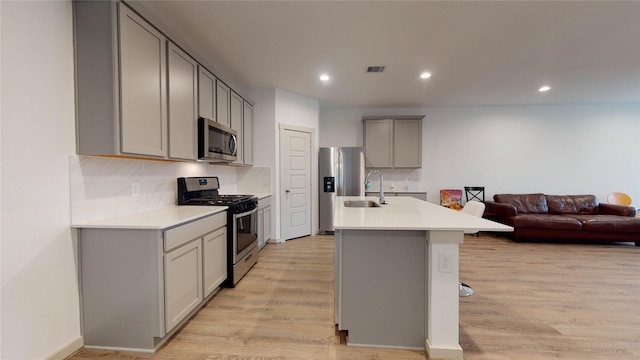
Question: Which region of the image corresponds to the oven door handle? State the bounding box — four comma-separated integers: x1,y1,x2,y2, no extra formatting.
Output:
234,207,257,218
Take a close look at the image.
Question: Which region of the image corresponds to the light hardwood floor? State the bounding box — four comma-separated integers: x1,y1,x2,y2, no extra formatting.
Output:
68,233,640,360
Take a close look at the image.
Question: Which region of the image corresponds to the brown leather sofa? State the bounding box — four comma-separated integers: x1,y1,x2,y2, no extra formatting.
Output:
485,193,640,246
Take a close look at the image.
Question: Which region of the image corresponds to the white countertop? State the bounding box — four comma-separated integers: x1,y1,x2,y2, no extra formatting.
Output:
71,206,227,230
219,192,271,200
253,193,272,200
365,190,427,193
334,196,513,232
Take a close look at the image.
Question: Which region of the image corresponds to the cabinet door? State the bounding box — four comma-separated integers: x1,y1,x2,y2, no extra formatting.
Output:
394,120,422,168
216,80,231,127
203,227,227,297
366,191,394,197
230,91,244,165
119,5,167,157
364,119,393,168
164,239,203,332
168,42,198,160
243,101,253,166
263,205,271,244
396,192,427,201
257,208,265,249
198,66,216,120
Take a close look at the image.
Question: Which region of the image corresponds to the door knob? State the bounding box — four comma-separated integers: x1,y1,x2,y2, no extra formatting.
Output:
285,189,290,193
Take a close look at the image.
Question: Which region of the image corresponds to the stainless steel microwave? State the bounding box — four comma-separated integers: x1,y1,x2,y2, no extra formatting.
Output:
198,117,238,162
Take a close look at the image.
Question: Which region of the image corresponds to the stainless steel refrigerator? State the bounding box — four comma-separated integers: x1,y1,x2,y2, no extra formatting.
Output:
318,147,365,234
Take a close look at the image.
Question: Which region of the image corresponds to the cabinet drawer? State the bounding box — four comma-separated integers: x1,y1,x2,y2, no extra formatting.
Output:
164,212,226,251
258,196,271,208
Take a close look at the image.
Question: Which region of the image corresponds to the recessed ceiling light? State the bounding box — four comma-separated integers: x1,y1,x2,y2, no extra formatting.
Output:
319,74,330,82
420,72,431,79
539,86,551,92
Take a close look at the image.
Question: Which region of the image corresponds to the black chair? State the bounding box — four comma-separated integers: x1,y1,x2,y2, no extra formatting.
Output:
464,186,485,203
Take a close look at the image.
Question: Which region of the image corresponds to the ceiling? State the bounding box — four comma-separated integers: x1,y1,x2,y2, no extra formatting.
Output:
128,1,640,109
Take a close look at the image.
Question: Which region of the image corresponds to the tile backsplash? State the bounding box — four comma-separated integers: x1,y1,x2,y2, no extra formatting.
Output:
69,155,238,223
365,168,423,192
237,166,272,194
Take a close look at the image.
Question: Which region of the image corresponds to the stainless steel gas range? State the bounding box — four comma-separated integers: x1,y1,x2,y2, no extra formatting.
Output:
177,177,258,287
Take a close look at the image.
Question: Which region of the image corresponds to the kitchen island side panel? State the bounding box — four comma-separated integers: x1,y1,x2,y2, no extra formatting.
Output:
340,229,426,349
80,228,164,350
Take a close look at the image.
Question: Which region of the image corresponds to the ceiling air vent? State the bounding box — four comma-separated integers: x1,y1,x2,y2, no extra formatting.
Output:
366,66,386,73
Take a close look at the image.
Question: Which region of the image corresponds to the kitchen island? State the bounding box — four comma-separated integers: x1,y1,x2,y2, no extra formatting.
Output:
334,196,512,360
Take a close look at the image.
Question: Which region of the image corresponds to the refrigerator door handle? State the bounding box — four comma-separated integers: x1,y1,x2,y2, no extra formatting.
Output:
336,149,342,196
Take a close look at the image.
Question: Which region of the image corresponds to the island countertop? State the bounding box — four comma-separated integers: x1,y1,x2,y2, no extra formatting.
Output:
334,196,513,232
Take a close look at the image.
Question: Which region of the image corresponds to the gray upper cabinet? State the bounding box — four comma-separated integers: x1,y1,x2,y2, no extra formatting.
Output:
74,1,254,162
168,42,198,160
198,66,217,121
243,101,254,166
363,116,424,168
74,1,167,158
393,119,422,168
363,119,394,168
230,91,244,165
216,81,231,127
119,5,167,157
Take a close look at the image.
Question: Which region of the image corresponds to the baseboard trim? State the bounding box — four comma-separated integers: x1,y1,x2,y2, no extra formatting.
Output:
347,342,424,351
45,336,83,360
425,339,463,360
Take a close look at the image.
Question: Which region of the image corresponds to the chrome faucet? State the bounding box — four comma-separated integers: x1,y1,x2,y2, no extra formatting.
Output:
365,170,386,204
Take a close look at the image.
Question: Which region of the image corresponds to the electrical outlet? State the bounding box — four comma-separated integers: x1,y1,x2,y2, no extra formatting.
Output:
438,253,453,273
131,181,140,197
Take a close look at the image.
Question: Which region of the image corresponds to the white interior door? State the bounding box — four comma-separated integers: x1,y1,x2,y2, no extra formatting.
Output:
280,128,312,240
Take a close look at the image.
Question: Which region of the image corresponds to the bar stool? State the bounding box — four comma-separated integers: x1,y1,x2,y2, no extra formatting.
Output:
464,186,485,203
607,192,632,205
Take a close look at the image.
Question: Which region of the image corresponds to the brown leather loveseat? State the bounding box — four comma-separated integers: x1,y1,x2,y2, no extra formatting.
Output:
485,193,640,246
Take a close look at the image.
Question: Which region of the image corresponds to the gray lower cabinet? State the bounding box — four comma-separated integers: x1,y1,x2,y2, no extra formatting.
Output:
366,191,427,201
203,227,227,296
79,212,226,351
257,196,272,249
168,42,198,160
164,238,202,331
362,116,424,168
335,229,426,348
395,192,427,201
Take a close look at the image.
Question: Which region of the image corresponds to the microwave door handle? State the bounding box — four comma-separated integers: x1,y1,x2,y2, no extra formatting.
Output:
229,134,238,156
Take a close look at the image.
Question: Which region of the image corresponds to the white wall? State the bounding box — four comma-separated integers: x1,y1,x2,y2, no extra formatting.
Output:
243,88,322,240
274,90,320,239
247,88,277,169
1,2,82,359
320,104,640,205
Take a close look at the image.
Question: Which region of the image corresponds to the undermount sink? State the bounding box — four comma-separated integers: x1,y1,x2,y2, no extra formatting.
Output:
343,200,381,208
